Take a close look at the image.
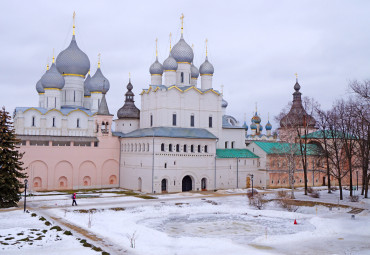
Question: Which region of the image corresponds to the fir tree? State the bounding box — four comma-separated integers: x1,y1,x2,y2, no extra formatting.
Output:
0,106,27,208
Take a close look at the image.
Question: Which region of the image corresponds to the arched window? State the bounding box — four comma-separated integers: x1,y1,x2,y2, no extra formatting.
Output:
183,144,187,152
198,145,201,153
139,143,141,152
32,116,35,127
181,72,184,83
142,143,146,151
201,178,207,190
150,114,153,127
147,143,150,152
176,144,180,152
191,145,194,153
164,163,167,168
161,143,165,152
135,144,137,152
204,145,208,153
52,117,56,127
190,114,194,127
209,116,213,128
169,144,173,152
77,118,80,128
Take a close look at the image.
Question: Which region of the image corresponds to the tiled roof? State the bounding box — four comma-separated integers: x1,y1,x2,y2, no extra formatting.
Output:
216,149,259,158
113,127,217,139
253,141,322,155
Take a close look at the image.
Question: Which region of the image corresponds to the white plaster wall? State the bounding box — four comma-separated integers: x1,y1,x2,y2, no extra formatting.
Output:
151,75,162,85
39,94,45,108
164,71,176,86
44,89,61,109
90,92,102,112
62,76,85,107
201,75,213,90
219,128,246,149
114,119,139,134
191,78,198,86
83,96,91,109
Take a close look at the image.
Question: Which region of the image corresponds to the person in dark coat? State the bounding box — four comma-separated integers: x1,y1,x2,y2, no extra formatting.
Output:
72,193,77,206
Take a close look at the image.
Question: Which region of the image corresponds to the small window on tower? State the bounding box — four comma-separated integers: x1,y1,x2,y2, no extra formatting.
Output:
77,118,80,128
209,116,213,128
32,116,35,127
150,114,153,127
190,115,194,127
181,72,184,83
172,114,177,126
52,117,56,127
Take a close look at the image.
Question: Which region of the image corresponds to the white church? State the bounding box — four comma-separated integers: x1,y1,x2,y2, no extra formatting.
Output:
14,14,269,193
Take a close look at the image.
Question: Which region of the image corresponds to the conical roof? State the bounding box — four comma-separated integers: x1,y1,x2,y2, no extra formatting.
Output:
56,35,90,76
97,93,111,115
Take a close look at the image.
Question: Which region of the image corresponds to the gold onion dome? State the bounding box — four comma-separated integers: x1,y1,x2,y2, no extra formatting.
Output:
40,63,65,89
56,35,90,77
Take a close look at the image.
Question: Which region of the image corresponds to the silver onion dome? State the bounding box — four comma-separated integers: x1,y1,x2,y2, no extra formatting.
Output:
199,56,214,75
149,57,164,75
221,98,228,108
171,35,194,63
36,79,45,93
84,74,91,96
56,35,90,76
163,54,178,71
191,63,199,78
88,68,110,93
40,63,65,89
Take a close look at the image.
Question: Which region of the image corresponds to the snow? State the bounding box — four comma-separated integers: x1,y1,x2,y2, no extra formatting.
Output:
1,187,370,254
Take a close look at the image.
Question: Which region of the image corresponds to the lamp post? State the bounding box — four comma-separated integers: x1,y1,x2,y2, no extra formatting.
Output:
24,179,28,213
250,174,254,196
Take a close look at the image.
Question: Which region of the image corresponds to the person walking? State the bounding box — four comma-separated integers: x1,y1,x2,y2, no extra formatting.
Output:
72,193,77,206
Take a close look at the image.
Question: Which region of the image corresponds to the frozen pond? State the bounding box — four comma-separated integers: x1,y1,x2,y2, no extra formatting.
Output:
140,212,314,244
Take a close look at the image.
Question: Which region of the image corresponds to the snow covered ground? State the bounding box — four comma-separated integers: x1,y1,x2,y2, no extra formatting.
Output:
1,188,369,255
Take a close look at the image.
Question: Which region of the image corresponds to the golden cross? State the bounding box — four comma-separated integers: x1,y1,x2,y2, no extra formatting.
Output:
205,39,208,56
98,53,101,68
169,33,172,50
155,38,158,57
46,64,49,70
73,11,76,35
52,48,55,63
295,72,298,79
180,13,184,33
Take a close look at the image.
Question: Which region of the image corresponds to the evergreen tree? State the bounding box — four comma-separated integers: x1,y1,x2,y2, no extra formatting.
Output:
0,106,27,208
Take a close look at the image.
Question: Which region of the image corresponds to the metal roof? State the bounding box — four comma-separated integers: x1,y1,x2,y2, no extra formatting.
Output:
113,127,217,139
216,149,259,158
252,141,322,155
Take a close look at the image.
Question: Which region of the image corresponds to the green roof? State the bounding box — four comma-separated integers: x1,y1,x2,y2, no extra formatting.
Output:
113,127,217,139
253,141,322,156
216,149,259,158
302,130,357,139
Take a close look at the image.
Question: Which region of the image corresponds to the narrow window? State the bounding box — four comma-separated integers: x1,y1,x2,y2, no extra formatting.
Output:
52,117,56,127
74,91,76,102
150,114,153,127
231,141,235,148
161,143,165,152
77,118,80,128
164,163,167,168
190,115,194,127
169,144,173,152
32,116,35,127
191,145,194,153
181,72,184,83
209,116,213,128
176,144,180,152
183,144,187,152
197,145,201,153
55,97,56,108
172,114,177,126
204,145,208,153
225,141,228,149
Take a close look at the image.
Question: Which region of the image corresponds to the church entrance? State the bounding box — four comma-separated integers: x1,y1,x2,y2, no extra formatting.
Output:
161,179,167,193
182,175,192,192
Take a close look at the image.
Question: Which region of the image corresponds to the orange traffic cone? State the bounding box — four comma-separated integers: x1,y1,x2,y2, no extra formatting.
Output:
294,219,297,225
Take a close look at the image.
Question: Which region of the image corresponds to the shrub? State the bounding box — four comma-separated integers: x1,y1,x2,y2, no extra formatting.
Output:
63,231,72,236
50,226,62,231
248,194,266,210
275,191,298,212
31,213,37,217
309,190,320,198
44,221,51,226
350,195,359,202
102,252,110,255
39,217,46,221
246,189,258,199
307,187,314,194
276,190,288,199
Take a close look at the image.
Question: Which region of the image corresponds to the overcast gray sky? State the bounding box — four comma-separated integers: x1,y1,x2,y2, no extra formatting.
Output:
1,0,369,129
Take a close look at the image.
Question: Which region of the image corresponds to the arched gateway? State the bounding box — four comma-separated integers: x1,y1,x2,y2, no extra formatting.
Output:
182,175,192,192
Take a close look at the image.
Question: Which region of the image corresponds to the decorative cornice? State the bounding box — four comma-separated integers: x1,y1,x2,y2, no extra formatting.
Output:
44,88,61,91
62,73,85,78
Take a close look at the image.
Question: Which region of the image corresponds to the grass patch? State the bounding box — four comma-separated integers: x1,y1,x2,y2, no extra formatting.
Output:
92,246,103,252
249,244,274,250
30,229,39,231
44,221,51,226
63,230,72,236
135,195,156,199
42,230,48,234
31,213,37,217
34,236,43,241
50,226,62,231
5,237,14,240
39,216,46,221
83,242,92,247
17,232,23,236
1,242,9,245
18,237,31,242
102,252,110,255
110,207,126,211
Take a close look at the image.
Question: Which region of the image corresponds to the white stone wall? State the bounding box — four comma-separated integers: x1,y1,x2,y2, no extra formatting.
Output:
38,94,45,108
191,78,198,86
44,89,62,109
176,63,191,86
62,76,85,107
90,92,103,112
219,128,246,149
164,71,176,86
151,75,162,85
201,75,213,90
114,118,139,134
